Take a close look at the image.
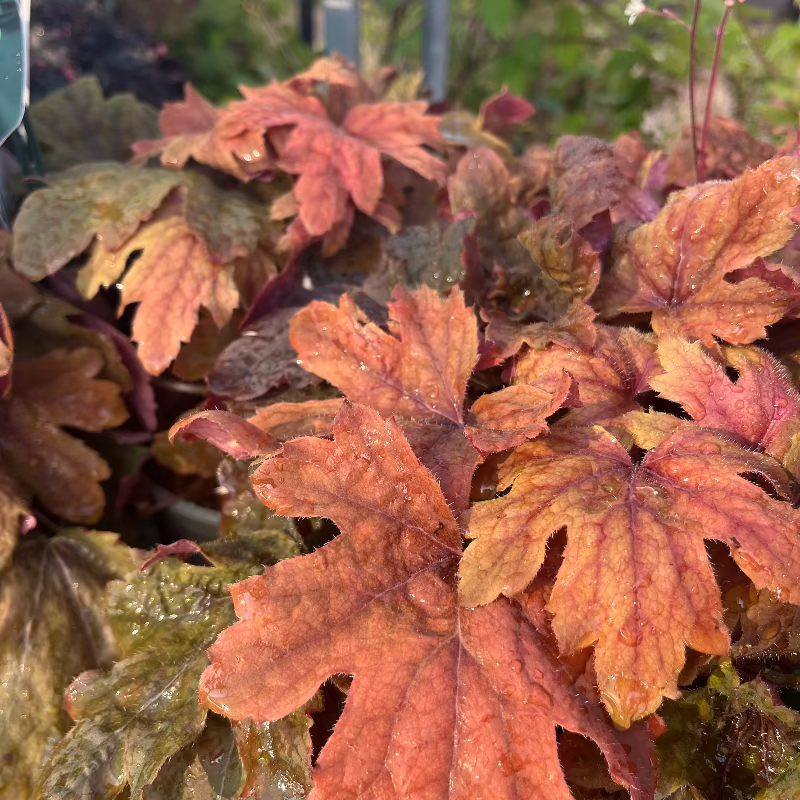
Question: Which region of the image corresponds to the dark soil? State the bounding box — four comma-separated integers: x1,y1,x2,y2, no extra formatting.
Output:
30,0,186,105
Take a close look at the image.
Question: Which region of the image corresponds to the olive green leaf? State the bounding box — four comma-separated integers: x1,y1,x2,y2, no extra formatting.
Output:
12,163,269,374
12,164,183,280
29,77,159,172
143,715,245,800
231,710,316,800
37,513,308,799
0,531,135,800
755,757,800,799
657,662,800,799
36,560,241,800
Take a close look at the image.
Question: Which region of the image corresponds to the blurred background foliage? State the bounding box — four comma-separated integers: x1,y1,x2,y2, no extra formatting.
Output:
111,0,800,142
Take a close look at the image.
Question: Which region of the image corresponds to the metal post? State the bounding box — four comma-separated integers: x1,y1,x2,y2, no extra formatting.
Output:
423,0,451,103
299,0,314,46
324,0,360,68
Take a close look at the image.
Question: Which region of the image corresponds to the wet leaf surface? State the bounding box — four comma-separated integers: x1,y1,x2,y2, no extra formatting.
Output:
0,531,135,799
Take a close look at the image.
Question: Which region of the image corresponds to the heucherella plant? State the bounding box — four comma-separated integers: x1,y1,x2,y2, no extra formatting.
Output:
3,50,800,800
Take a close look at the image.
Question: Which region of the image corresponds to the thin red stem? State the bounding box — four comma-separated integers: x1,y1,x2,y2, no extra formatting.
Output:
689,0,702,182
699,3,735,182
645,8,690,32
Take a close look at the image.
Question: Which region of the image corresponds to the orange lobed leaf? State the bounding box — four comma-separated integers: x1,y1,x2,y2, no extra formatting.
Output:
219,83,445,240
517,214,602,302
77,184,263,375
460,425,800,727
171,288,572,515
290,286,476,425
649,335,800,461
599,157,800,344
0,347,128,523
288,286,571,511
132,84,270,180
484,303,661,434
199,402,654,800
288,286,480,513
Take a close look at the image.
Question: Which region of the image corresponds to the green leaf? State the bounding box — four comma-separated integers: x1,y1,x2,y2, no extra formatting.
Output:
756,758,800,799
553,6,585,72
232,712,316,800
36,560,235,799
478,0,516,38
12,164,183,282
657,662,800,799
36,511,310,799
0,531,135,800
211,489,306,570
143,715,244,800
29,77,159,172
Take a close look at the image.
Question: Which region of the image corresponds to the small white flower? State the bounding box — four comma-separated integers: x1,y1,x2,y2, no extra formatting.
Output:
624,0,647,25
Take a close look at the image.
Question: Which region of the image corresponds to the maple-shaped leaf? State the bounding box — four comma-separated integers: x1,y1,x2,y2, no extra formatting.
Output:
0,530,135,799
76,180,262,374
518,214,602,302
460,425,800,727
38,519,309,800
14,164,266,375
199,402,654,800
485,305,660,434
599,157,800,344
29,76,159,171
132,84,270,180
0,346,129,523
173,287,572,510
12,163,182,280
288,286,570,510
657,663,800,799
219,82,446,239
649,335,800,461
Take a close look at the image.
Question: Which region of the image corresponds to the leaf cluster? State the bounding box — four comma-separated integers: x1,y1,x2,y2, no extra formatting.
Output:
4,55,800,800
